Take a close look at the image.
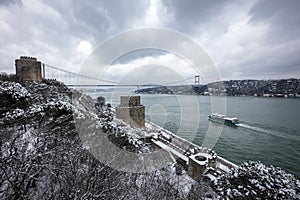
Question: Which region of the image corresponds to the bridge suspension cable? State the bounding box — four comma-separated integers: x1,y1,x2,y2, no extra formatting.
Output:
43,64,132,85
43,63,202,87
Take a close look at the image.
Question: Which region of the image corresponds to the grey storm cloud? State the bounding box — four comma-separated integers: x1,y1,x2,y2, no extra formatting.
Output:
161,0,232,32
249,0,300,43
245,0,300,78
0,0,299,80
70,0,148,38
0,0,22,7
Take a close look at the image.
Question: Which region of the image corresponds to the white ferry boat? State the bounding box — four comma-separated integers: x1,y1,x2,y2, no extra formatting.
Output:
208,113,239,125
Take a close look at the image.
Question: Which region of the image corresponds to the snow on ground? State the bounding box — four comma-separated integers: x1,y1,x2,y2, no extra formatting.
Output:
22,130,38,155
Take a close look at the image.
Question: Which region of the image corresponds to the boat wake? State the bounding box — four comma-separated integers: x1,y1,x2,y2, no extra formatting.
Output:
236,123,300,142
236,123,270,133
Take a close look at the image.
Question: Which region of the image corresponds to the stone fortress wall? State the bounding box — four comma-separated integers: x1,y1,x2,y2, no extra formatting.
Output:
100,95,238,182
116,96,145,128
15,56,42,82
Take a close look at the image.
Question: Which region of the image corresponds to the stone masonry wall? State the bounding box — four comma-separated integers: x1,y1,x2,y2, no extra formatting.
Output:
120,96,140,107
116,96,145,128
15,56,42,82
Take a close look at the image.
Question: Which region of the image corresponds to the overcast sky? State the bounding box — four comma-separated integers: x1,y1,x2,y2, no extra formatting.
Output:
0,0,300,83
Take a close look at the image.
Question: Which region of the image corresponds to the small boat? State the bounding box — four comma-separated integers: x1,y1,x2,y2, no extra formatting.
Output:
208,113,239,125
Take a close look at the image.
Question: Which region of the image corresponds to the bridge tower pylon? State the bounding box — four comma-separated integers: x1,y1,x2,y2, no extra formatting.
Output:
195,75,200,85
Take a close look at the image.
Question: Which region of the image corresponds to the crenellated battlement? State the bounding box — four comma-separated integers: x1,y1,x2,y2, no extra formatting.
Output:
19,56,37,61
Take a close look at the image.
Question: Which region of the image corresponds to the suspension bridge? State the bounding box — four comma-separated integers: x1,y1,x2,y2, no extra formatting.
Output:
42,63,204,88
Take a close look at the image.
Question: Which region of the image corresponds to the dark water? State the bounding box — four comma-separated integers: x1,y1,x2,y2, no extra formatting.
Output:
92,92,300,178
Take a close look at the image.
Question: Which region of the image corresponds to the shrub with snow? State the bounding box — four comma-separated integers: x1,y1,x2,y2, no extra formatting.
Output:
1,100,73,123
2,108,25,121
0,81,31,114
213,161,300,199
0,81,31,100
44,100,73,112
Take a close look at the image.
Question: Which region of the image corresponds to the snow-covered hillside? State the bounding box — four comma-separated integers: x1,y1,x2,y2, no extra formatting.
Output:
0,79,215,199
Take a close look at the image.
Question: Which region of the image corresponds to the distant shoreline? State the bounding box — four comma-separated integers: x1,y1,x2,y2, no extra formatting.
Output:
135,78,300,98
136,92,300,98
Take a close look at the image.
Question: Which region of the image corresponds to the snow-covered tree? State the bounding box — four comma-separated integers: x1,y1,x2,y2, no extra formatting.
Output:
0,81,31,114
213,161,300,199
